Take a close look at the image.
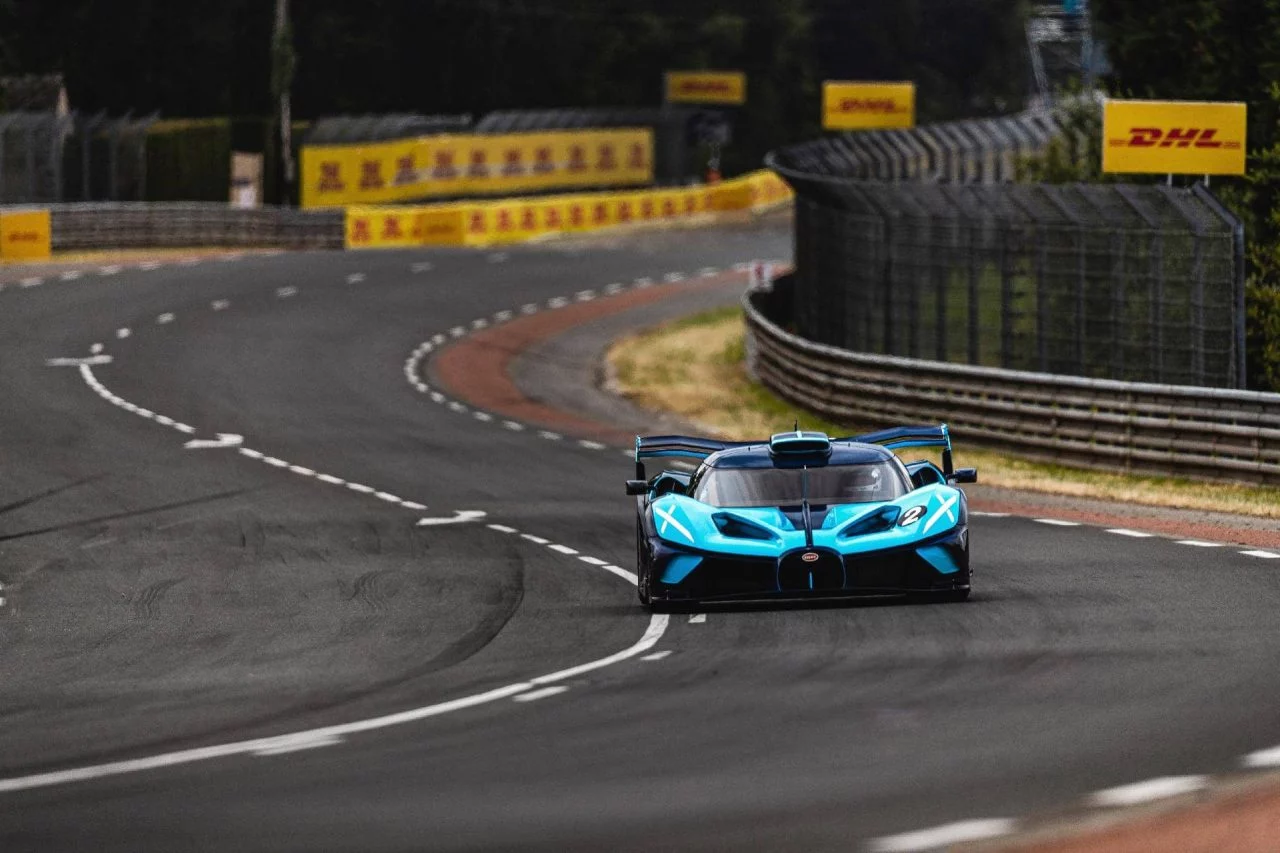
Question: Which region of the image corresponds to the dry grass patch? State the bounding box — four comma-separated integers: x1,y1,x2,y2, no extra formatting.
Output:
609,309,1280,519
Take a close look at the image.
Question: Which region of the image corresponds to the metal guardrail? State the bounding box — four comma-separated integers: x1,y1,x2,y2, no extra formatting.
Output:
47,203,342,250
744,275,1280,484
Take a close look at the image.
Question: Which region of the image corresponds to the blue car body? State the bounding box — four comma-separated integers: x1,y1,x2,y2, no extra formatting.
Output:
627,426,976,608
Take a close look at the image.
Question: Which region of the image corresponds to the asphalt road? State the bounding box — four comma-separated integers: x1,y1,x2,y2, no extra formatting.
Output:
2,219,1280,851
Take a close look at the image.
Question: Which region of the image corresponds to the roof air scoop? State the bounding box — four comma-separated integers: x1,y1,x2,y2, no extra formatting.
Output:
768,431,831,456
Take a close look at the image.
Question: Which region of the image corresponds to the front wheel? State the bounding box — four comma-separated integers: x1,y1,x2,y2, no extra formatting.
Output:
636,521,652,606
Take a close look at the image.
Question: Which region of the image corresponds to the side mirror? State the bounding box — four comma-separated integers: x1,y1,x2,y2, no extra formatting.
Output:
625,479,650,496
948,468,978,485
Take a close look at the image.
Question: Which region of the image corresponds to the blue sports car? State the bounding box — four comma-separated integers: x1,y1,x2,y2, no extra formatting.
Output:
626,426,977,609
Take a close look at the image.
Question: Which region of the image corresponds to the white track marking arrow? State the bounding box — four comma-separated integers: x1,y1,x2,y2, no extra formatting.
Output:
47,355,113,367
183,433,244,450
417,510,487,527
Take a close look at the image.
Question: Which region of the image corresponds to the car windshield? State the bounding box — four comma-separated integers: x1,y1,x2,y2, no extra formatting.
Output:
692,462,908,508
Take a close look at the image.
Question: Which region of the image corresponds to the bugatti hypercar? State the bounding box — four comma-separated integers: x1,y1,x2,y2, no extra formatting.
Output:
626,426,977,609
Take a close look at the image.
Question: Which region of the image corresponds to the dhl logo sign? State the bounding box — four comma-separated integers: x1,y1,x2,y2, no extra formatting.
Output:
822,81,915,130
0,210,51,261
1102,100,1246,175
665,71,747,105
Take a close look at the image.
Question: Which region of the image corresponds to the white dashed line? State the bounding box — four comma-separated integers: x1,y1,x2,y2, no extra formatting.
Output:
688,613,706,624
578,440,606,450
20,277,43,288
502,420,525,431
521,534,550,545
99,265,122,276
604,283,625,295
139,261,162,271
512,686,568,703
288,466,316,476
471,318,489,330
663,272,686,283
211,300,230,311
1241,549,1280,559
578,555,609,566
1106,528,1154,538
575,289,596,301
641,651,671,661
698,266,720,277
487,524,518,534
346,273,366,284
177,257,201,267
374,492,402,503
969,511,1010,518
1089,776,1208,808
450,326,467,338
547,544,578,555
276,286,298,298
1243,746,1280,768
634,276,653,287
90,343,104,354
116,328,131,339
411,262,434,273
493,310,513,323
346,483,376,494
547,296,570,309
237,448,265,460
474,412,494,422
1176,540,1224,548
868,819,1018,853
156,313,175,325
262,457,290,468
538,431,562,441
399,501,428,512
315,474,345,485
1034,518,1080,527
60,271,82,281
448,401,467,413
521,303,539,315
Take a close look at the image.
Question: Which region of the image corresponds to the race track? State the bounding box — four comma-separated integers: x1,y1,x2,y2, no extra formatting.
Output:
3,218,1280,851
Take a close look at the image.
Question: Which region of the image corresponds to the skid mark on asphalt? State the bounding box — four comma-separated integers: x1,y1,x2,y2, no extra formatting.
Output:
132,578,183,619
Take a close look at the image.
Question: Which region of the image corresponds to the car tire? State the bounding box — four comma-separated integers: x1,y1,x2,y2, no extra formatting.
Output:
636,520,652,606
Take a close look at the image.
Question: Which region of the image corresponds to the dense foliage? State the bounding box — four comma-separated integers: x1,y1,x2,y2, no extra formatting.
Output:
0,0,1026,172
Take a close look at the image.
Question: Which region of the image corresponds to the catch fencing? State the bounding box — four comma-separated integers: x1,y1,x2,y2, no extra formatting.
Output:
0,111,158,204
744,277,1280,484
773,178,1245,389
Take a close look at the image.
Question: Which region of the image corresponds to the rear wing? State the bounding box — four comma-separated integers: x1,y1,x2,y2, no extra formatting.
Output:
849,425,956,476
633,435,747,479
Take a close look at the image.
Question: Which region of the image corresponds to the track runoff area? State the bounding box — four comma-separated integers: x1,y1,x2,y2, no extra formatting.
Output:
2,220,1280,851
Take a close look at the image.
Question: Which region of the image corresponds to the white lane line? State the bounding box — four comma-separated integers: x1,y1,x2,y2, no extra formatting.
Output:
211,299,230,311
262,457,289,468
521,303,539,314
346,273,366,284
868,819,1017,853
60,270,83,281
547,296,570,309
471,318,488,330
493,310,513,323
90,343,104,354
578,440,606,450
251,733,343,757
449,326,467,338
487,524,518,534
448,401,467,413
1107,528,1154,538
177,257,201,267
1089,776,1208,807
512,686,569,703
374,492,402,503
538,431,562,441
315,473,345,485
698,266,720,277
547,544,579,555
156,313,175,325
1243,746,1280,768
578,555,609,566
276,286,298,298
1241,549,1280,559
99,265,122,276
288,466,316,476
575,289,596,301
411,261,433,273
1176,540,1224,548
634,276,653,288
502,420,525,432
474,412,494,422
663,272,686,283
641,651,671,661
604,282,625,295
237,448,265,460
399,501,428,511
600,564,638,584
688,613,706,624
430,392,445,403
346,483,376,494
969,511,1010,517
116,328,131,339
139,261,162,271
1034,518,1079,527
20,277,43,288
521,534,550,545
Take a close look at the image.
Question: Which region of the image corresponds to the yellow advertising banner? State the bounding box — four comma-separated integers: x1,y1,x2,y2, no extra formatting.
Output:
1102,99,1247,175
822,81,915,130
304,128,654,209
665,71,747,106
343,170,792,250
0,209,52,261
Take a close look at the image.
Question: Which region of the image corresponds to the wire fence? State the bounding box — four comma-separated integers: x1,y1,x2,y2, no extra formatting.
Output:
0,111,158,204
772,175,1245,389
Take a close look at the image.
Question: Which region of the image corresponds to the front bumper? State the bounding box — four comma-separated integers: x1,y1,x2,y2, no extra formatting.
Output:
648,527,969,602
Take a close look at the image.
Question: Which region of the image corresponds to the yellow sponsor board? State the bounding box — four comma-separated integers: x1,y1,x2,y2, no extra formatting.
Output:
303,128,654,209
822,81,915,130
342,170,792,250
665,71,747,106
1102,99,1247,175
0,209,52,261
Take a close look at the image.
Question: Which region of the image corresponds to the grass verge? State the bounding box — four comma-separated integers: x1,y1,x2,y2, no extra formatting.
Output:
608,307,1280,519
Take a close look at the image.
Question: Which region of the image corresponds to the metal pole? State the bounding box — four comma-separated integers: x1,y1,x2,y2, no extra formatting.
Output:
274,0,296,202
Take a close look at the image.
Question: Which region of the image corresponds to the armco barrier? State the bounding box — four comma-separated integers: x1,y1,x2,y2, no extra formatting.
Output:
745,274,1280,484
47,203,344,250
343,170,792,250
